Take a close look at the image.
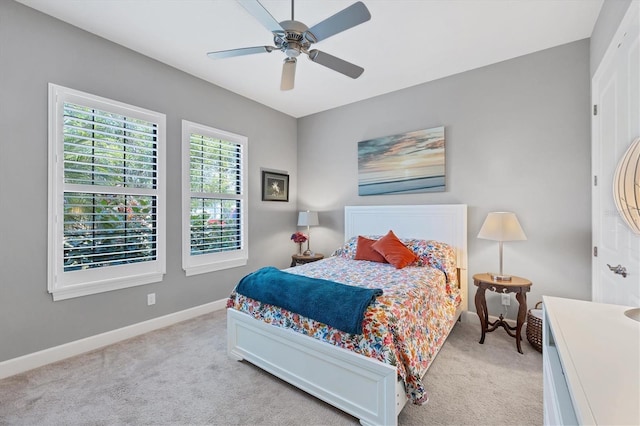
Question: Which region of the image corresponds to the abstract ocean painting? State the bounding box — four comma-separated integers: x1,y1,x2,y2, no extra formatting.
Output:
358,126,445,196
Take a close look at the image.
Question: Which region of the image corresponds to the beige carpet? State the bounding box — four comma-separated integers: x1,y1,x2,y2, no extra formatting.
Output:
0,310,542,425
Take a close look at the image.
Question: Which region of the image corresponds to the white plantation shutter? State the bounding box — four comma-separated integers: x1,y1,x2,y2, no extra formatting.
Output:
182,121,247,275
48,84,166,300
63,192,157,269
63,102,159,270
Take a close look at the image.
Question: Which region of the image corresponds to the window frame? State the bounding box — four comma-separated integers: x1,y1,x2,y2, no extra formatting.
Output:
48,83,166,301
181,120,248,276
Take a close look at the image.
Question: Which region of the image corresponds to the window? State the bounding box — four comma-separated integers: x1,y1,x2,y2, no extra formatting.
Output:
48,84,166,300
182,120,247,276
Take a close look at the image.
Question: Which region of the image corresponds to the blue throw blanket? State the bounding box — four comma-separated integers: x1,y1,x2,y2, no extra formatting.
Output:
236,266,383,335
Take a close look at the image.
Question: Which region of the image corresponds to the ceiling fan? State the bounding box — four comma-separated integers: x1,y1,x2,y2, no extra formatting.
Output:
207,0,371,90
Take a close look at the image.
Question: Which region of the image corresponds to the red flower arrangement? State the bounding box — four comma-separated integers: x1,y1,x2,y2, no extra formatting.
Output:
290,231,308,243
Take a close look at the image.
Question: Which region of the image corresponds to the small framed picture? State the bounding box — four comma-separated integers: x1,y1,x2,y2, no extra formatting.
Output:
262,171,289,202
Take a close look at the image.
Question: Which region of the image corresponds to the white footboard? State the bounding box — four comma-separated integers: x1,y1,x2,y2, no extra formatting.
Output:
227,308,403,426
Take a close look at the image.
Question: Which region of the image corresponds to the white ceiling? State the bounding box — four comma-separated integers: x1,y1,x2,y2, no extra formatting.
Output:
17,0,603,118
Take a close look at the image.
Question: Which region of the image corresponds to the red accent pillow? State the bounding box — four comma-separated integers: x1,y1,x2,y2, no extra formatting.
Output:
371,230,418,269
354,236,387,263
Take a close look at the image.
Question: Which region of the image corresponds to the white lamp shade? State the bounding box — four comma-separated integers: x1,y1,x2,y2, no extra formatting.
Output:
297,211,319,227
613,137,640,234
477,212,527,242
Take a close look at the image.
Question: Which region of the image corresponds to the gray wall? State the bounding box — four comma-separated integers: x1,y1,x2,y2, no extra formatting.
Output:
297,40,592,316
0,1,297,362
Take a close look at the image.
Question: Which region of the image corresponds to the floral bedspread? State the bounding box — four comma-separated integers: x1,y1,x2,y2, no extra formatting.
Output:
227,256,461,404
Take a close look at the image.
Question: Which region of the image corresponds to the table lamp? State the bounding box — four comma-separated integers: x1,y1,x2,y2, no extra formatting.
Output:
297,210,318,256
477,212,527,281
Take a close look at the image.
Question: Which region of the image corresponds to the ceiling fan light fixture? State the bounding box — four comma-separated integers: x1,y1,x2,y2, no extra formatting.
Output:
284,42,301,58
281,57,297,91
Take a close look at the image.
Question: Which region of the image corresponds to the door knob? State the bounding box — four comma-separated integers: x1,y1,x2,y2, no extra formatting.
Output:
607,264,628,278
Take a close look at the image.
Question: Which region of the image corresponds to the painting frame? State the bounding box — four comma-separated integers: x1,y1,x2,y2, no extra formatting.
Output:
357,126,445,196
262,171,289,202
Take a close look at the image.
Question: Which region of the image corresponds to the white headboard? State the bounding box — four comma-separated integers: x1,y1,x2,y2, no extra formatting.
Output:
344,204,468,310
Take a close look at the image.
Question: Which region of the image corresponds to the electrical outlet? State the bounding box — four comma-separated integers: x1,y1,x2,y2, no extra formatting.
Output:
147,293,156,306
501,294,510,306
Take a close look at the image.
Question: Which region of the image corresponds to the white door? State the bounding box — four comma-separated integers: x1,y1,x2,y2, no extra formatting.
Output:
592,2,640,307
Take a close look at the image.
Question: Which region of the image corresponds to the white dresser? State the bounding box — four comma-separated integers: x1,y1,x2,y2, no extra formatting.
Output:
543,296,640,425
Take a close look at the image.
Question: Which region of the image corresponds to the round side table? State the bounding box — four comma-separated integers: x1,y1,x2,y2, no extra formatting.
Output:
473,273,532,354
290,253,324,267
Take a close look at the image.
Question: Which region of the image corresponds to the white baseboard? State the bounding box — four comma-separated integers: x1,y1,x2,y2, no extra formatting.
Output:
0,299,227,380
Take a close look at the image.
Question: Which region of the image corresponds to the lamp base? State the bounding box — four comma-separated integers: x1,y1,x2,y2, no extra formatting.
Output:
488,273,513,281
302,249,312,256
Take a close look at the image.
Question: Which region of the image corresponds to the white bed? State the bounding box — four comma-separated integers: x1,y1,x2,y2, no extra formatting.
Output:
227,204,468,426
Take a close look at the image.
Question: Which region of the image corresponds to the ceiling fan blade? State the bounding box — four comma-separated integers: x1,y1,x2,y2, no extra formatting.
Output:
281,58,296,91
308,50,364,79
207,46,274,59
237,0,284,34
307,1,371,43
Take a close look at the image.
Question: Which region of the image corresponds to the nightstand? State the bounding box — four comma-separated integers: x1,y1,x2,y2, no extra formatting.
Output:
473,273,532,354
290,253,324,267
